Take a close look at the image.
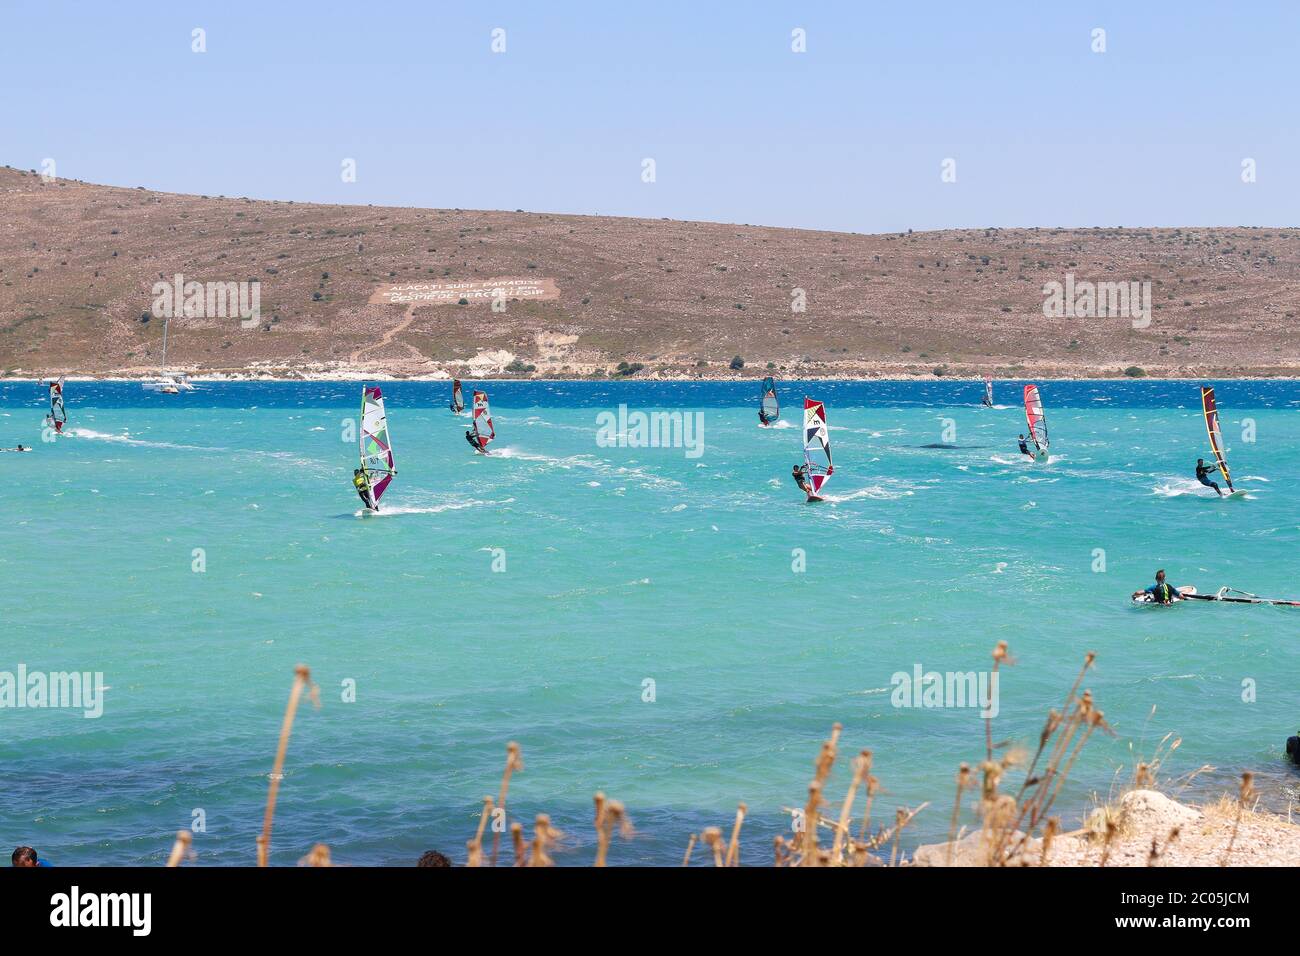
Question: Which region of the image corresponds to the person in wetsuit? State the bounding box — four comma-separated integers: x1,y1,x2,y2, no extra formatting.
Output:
792,463,813,495
1195,458,1224,497
759,409,772,426
352,468,374,509
465,429,486,453
1018,434,1034,458
1132,569,1184,604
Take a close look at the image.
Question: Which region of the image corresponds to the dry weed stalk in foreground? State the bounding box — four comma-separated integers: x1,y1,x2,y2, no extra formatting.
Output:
488,741,523,866
769,723,925,867
298,843,332,867
990,649,1112,866
165,831,192,867
256,664,320,867
1220,773,1255,866
593,792,633,866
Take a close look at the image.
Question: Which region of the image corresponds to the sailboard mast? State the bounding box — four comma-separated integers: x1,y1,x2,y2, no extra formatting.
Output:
760,377,780,423
1023,384,1048,456
472,390,496,449
984,376,993,406
802,397,833,499
359,386,396,508
451,378,464,414
1182,587,1300,607
1200,386,1234,493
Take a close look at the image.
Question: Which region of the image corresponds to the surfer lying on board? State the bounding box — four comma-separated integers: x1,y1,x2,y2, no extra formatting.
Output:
792,463,813,495
352,468,375,509
1131,569,1184,604
1195,458,1224,497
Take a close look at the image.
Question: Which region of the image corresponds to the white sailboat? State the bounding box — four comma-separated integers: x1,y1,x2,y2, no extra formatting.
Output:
142,318,195,393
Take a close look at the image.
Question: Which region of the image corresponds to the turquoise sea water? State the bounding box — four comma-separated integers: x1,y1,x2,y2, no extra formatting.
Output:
2,379,1298,866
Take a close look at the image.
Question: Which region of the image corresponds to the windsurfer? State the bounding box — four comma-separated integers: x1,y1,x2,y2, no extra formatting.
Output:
792,463,812,495
353,468,375,509
1131,569,1184,604
1195,458,1223,497
1017,434,1033,458
466,429,486,453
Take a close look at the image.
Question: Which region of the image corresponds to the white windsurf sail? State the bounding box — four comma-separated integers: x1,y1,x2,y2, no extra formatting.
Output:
1023,384,1048,455
46,378,67,432
1200,386,1234,493
983,376,993,406
451,378,464,414
359,386,396,507
802,397,833,496
472,390,496,449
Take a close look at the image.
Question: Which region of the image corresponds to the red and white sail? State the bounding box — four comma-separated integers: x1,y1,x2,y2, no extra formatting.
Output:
472,390,496,448
1201,386,1234,492
802,397,833,495
1023,384,1048,454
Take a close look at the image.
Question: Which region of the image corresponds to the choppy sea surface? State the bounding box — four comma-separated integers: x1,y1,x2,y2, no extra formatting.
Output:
2,378,1298,866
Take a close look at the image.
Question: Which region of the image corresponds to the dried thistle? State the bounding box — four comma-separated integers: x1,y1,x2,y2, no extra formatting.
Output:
257,664,318,867
165,831,192,868
489,741,523,867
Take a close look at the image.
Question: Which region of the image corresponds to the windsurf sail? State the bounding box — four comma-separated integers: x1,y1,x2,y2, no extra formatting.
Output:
451,378,464,414
359,386,396,506
1200,386,1234,493
802,397,833,496
472,390,496,449
760,377,780,422
983,376,993,406
1023,384,1048,454
47,379,66,431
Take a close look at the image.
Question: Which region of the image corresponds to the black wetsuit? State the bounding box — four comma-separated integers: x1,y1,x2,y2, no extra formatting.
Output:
1018,439,1032,457
466,430,484,452
1143,582,1181,605
1196,462,1223,495
759,412,771,426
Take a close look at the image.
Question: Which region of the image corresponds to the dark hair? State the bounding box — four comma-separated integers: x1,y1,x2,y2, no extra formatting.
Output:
416,850,451,868
1156,569,1166,580
12,846,37,866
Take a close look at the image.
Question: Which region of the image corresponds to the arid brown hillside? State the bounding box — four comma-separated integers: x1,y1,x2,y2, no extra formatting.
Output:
1,165,1297,379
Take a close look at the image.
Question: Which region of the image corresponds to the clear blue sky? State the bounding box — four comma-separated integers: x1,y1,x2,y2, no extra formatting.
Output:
4,1,1297,232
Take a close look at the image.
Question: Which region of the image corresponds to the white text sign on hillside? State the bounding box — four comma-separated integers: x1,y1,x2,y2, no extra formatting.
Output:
368,277,559,306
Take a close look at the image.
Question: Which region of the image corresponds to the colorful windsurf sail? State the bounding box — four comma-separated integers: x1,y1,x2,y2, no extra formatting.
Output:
760,377,780,423
46,379,66,432
359,386,396,507
1200,386,1234,493
1023,384,1048,455
451,379,464,414
983,376,993,407
802,397,833,496
472,390,495,449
